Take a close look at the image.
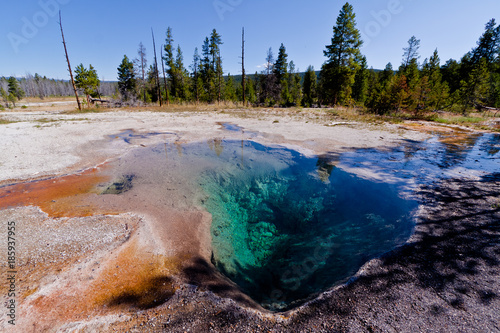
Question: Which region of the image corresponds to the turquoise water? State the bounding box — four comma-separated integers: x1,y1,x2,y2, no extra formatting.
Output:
106,131,499,311
198,141,417,310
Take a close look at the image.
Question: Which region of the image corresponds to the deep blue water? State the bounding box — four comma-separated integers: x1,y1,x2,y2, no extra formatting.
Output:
199,141,417,310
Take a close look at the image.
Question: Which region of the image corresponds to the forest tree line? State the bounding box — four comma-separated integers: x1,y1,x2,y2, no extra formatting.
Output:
0,73,116,107
3,2,499,114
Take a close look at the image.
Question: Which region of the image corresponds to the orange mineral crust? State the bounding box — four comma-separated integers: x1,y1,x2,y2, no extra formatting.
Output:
23,236,180,328
0,166,117,217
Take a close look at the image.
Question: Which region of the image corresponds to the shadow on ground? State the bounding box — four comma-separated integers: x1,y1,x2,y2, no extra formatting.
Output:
181,256,263,310
106,276,175,310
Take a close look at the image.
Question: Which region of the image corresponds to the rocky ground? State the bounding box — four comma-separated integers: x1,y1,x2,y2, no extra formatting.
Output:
0,105,498,332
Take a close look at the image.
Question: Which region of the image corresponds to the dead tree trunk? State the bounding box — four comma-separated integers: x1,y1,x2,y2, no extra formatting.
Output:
151,29,163,106
59,11,81,111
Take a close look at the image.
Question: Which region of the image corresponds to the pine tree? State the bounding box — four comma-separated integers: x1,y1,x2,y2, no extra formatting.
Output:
7,77,24,107
401,36,420,70
367,63,395,114
320,2,363,105
224,74,237,101
133,42,148,102
209,29,224,103
302,66,318,107
422,49,449,110
174,45,189,101
191,47,201,103
391,74,409,112
490,58,500,107
274,43,288,83
245,76,257,104
459,58,490,113
261,48,279,105
399,36,421,111
288,61,302,106
163,27,176,100
117,55,136,101
274,43,290,105
216,55,224,103
1,86,9,108
456,20,500,111
323,3,362,67
471,19,500,107
146,64,159,103
381,63,394,84
198,31,224,103
200,37,212,102
352,55,369,105
74,64,100,106
471,19,500,65
441,59,461,96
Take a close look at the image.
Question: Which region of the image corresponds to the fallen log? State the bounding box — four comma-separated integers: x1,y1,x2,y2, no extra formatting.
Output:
476,103,500,116
90,97,110,104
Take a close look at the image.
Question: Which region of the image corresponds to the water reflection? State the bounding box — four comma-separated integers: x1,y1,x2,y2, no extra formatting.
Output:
479,134,500,156
174,141,184,157
217,122,244,132
207,138,224,157
108,129,174,144
316,154,339,183
340,133,500,188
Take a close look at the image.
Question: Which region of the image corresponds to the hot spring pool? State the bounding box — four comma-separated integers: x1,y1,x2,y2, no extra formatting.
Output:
101,131,499,311
197,141,417,310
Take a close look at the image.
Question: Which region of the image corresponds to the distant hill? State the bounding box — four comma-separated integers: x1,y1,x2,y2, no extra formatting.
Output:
226,71,321,85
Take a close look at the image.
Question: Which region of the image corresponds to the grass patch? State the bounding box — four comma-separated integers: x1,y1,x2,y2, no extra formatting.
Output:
62,107,104,114
33,117,89,126
435,116,485,124
68,117,90,122
36,118,59,123
0,117,16,125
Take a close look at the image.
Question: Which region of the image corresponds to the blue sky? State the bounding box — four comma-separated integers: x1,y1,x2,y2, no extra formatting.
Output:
1,0,499,80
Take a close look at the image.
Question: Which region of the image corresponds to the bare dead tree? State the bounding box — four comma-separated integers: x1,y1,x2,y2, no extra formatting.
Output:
151,29,163,106
241,27,246,105
59,11,81,111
